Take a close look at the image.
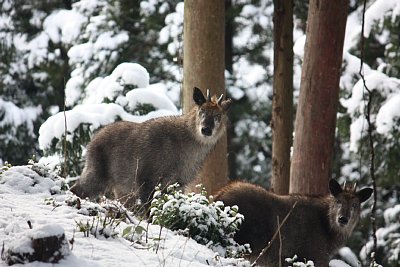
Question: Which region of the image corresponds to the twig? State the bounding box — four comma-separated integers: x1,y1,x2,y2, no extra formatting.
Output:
251,201,298,267
359,0,378,264
177,30,184,109
62,82,68,178
1,242,5,261
278,216,282,267
155,225,163,254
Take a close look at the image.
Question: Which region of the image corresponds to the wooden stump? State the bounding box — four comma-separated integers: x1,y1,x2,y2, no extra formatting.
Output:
4,225,70,265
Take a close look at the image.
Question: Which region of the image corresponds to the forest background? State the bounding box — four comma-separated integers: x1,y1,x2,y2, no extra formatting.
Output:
0,0,399,265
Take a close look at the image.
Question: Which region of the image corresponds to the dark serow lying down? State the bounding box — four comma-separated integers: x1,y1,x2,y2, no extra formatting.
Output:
71,87,232,210
215,179,373,266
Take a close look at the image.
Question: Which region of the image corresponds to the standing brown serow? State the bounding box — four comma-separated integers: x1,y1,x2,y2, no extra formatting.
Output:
215,179,373,266
70,87,232,210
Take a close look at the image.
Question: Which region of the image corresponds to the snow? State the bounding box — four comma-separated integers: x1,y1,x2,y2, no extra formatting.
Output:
0,165,358,267
376,94,400,135
341,71,399,115
329,259,352,267
119,88,178,113
94,31,129,51
337,247,359,267
43,10,86,44
110,63,150,89
38,103,176,150
293,35,306,58
40,62,179,151
343,0,400,50
383,204,400,224
363,0,400,38
158,2,184,56
0,165,250,267
71,63,150,106
340,70,400,152
233,58,271,104
0,98,42,138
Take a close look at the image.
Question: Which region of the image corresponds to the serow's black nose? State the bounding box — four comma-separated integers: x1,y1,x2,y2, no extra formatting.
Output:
338,216,349,225
201,127,212,136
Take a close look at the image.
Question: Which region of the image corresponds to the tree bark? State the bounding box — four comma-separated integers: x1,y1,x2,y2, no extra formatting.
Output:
271,0,293,195
290,0,349,195
183,0,227,195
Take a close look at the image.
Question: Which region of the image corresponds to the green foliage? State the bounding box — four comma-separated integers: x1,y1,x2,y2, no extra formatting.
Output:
0,161,12,175
74,200,130,239
45,123,93,177
361,202,400,267
75,214,121,239
131,103,156,116
373,12,400,78
150,184,251,258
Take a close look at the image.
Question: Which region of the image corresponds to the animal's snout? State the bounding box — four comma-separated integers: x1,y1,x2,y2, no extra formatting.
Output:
201,127,212,136
338,216,349,225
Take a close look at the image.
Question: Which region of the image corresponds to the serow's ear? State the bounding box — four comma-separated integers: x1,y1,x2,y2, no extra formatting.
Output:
193,87,206,106
357,188,373,203
221,98,233,112
329,179,342,197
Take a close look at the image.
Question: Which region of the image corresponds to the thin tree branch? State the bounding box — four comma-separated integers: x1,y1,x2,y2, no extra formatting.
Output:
251,201,298,267
63,80,68,178
278,216,282,267
359,0,378,264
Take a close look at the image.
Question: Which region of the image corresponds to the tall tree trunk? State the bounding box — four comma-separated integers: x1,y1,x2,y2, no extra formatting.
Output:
271,0,293,195
225,0,237,180
290,0,349,195
183,0,227,195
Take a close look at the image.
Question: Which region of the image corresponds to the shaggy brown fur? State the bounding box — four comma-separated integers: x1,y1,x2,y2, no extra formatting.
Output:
215,179,372,266
71,87,232,209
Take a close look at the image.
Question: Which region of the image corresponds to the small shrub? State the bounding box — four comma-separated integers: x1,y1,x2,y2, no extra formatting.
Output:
150,183,251,258
74,200,128,239
0,161,12,174
285,255,315,267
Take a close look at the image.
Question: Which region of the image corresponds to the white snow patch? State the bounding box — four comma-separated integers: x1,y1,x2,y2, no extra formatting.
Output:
0,98,42,136
363,0,400,38
338,247,359,267
118,88,178,113
376,94,400,135
43,9,86,44
329,259,352,267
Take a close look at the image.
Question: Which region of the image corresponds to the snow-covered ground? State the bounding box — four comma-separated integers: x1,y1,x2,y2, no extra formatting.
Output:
0,164,359,267
0,164,250,267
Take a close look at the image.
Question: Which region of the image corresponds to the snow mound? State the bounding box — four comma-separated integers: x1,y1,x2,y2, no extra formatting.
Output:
0,165,64,194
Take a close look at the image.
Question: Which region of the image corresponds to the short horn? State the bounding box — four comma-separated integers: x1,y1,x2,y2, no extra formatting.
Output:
343,180,346,189
353,182,357,192
206,89,211,102
217,94,224,105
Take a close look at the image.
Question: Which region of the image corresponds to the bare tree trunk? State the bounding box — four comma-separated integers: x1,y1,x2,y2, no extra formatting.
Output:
290,0,349,195
271,0,293,195
183,0,227,195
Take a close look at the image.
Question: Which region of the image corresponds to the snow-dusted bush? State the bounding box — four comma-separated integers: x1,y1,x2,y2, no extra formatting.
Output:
150,184,251,258
340,69,400,187
360,204,400,267
0,160,67,195
285,255,315,267
39,62,178,176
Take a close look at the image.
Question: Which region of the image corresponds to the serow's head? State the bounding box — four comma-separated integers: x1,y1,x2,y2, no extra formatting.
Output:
192,87,232,142
329,179,373,234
